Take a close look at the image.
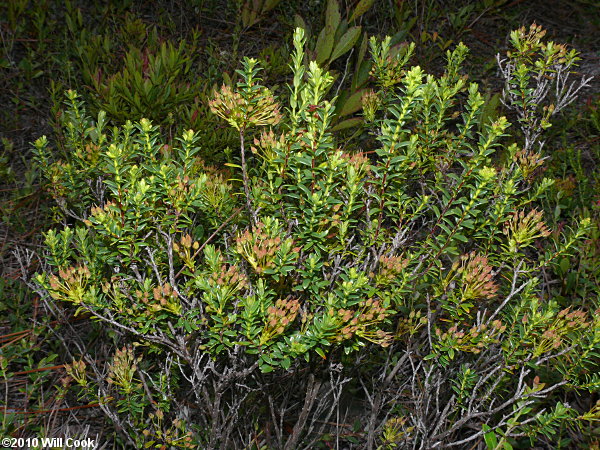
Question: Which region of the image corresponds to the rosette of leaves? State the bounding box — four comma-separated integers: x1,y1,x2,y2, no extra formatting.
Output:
31,27,599,448
86,41,203,130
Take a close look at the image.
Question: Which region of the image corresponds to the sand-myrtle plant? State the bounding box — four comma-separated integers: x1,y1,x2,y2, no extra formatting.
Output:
27,26,599,448
498,23,593,152
64,349,193,449
210,57,281,224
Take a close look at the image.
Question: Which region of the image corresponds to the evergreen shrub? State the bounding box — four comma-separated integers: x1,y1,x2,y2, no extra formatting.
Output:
29,26,599,448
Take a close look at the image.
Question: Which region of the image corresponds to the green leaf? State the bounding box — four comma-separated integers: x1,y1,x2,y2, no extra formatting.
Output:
294,14,308,34
352,59,372,90
329,26,361,63
332,117,363,131
482,424,498,449
455,233,468,243
325,0,341,33
263,0,282,13
338,89,366,117
438,222,452,236
559,257,570,274
261,363,274,373
315,27,335,65
356,31,368,64
349,0,375,22
333,19,348,43
315,347,327,359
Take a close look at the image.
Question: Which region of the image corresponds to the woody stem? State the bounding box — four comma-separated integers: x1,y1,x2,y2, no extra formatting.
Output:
240,129,257,225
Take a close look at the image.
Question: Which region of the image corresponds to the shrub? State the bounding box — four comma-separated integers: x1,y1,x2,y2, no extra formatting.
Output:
29,27,599,448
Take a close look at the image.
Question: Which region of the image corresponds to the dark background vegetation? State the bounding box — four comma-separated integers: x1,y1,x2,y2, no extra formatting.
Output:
1,0,598,447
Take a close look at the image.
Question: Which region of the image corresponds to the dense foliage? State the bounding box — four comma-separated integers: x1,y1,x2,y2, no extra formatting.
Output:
25,25,600,448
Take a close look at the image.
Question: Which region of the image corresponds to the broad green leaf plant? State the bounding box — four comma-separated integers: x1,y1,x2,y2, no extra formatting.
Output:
29,27,599,448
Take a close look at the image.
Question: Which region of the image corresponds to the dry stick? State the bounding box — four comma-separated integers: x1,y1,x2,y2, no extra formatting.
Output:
10,364,65,376
284,374,322,450
0,329,30,340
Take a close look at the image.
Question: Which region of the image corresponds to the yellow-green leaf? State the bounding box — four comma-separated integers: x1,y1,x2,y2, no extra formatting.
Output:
315,347,327,359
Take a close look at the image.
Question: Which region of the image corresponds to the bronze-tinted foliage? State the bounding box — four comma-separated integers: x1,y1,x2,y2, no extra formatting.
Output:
30,27,599,449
